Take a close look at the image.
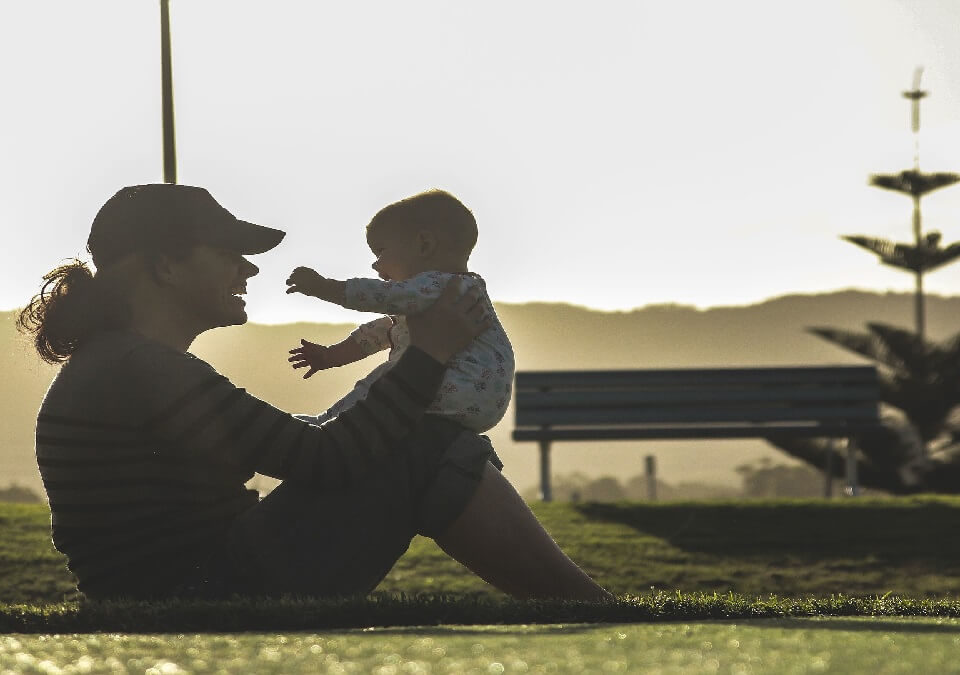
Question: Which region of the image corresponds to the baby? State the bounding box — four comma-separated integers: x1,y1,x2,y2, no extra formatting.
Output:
285,189,514,433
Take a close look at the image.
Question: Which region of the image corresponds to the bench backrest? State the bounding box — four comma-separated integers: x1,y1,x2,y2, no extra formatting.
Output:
513,366,881,441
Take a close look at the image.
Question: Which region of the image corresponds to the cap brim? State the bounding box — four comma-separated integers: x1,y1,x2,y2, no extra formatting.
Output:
209,219,286,255
236,220,286,254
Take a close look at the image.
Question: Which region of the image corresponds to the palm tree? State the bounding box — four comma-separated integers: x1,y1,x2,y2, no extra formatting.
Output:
773,70,960,494
767,323,960,494
842,69,960,342
809,323,960,442
852,170,960,340
842,232,960,275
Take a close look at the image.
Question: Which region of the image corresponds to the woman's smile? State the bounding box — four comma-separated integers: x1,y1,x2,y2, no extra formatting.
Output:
228,284,247,305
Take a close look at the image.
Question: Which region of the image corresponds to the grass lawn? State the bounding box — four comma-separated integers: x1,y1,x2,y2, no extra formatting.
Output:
6,496,960,606
4,618,960,673
4,497,960,671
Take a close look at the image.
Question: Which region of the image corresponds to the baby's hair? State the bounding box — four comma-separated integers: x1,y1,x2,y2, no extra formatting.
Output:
367,189,478,256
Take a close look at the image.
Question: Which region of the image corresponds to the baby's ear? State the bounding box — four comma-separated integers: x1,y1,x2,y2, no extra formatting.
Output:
417,230,438,257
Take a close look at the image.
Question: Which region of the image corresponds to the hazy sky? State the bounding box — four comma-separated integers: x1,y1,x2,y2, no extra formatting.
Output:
4,0,960,325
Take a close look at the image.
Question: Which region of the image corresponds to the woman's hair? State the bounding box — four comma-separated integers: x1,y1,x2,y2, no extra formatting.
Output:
19,228,199,364
17,259,132,364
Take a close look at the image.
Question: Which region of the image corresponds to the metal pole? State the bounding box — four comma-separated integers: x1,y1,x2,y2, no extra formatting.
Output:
845,439,860,497
824,443,833,498
916,269,925,343
913,195,925,341
904,67,927,342
645,455,657,501
160,0,177,184
538,439,552,502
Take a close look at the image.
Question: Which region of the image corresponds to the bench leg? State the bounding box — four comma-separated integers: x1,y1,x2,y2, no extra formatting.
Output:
845,438,860,497
823,444,833,498
539,440,552,502
645,455,657,501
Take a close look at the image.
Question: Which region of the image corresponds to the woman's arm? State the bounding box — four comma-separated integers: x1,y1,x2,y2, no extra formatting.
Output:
136,342,442,485
139,281,489,485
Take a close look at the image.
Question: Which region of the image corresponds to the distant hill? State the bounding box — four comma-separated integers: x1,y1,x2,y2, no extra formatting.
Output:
4,290,960,497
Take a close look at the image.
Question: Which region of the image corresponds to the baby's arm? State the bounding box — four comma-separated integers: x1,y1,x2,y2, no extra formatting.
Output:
343,272,465,315
285,267,347,305
288,338,365,379
289,317,393,379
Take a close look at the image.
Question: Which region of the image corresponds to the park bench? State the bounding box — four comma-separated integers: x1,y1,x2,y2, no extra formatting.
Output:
512,365,881,501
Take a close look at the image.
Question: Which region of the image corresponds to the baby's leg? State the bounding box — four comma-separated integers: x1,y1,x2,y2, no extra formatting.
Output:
425,372,510,433
433,463,612,601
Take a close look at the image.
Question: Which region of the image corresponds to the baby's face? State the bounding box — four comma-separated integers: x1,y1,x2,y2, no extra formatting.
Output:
367,226,425,281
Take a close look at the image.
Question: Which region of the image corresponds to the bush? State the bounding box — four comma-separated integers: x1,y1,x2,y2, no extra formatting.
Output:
0,484,42,503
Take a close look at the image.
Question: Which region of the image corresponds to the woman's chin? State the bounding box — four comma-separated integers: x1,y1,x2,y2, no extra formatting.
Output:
217,297,249,326
214,312,248,329
229,306,249,326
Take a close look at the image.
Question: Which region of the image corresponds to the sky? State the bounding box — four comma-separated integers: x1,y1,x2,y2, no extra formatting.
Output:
3,0,960,325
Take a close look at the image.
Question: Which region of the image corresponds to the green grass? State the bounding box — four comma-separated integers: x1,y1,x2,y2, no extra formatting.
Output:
9,497,960,603
5,497,960,631
330,497,960,600
5,497,960,670
0,503,77,604
5,592,960,633
4,618,960,674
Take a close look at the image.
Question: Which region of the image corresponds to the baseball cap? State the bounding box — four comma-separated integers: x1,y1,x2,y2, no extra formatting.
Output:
87,184,286,268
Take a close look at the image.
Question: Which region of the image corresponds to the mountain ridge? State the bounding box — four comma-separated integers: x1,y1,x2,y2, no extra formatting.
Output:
4,289,960,496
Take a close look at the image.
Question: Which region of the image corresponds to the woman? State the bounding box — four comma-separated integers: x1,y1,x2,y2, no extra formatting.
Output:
19,183,608,600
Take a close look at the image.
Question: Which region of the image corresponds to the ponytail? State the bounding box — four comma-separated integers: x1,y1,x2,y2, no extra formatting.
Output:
17,260,130,363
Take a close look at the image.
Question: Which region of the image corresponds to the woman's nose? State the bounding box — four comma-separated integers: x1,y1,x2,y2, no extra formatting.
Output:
242,258,259,278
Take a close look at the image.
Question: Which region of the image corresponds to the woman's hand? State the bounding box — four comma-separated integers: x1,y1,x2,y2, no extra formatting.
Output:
407,279,491,364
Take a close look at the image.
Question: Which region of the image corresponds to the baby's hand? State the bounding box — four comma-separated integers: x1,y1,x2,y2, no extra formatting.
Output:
286,267,326,297
288,339,333,379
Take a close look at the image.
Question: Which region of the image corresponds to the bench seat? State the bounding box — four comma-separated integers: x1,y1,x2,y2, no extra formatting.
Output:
512,366,881,500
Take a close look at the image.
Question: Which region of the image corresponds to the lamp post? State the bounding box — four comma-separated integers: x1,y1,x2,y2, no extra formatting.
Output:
160,0,177,184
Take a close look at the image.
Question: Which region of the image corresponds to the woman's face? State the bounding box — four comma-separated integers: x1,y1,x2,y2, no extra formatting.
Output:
166,245,260,331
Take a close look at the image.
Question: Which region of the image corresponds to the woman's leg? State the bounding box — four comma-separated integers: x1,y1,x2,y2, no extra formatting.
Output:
213,469,419,597
206,416,469,597
433,462,612,601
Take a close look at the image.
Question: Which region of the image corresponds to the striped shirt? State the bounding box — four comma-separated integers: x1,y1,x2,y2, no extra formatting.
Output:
35,330,444,598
